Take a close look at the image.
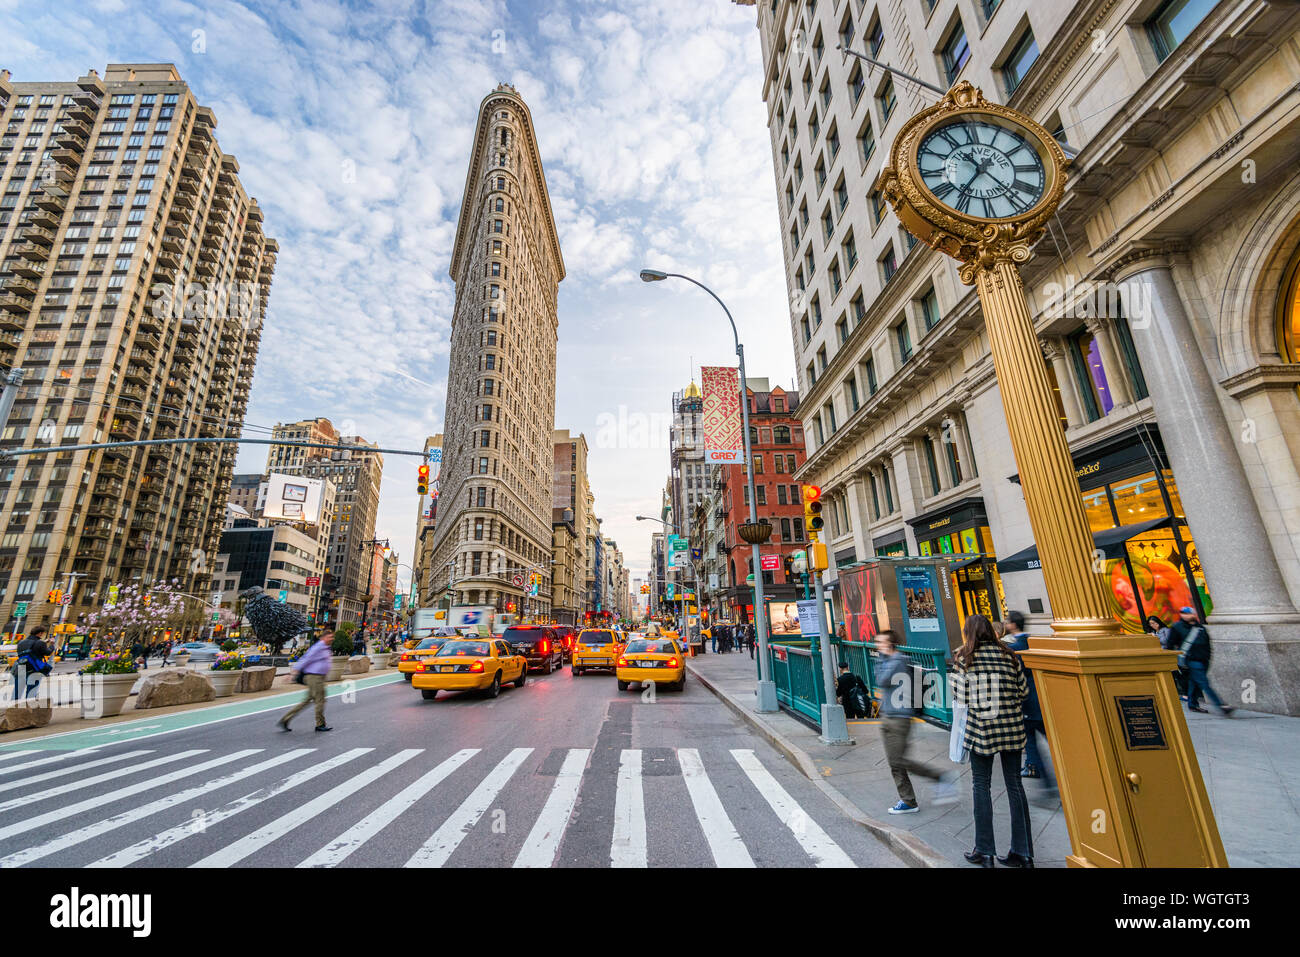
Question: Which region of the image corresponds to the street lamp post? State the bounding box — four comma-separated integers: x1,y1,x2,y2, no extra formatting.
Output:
639,269,777,713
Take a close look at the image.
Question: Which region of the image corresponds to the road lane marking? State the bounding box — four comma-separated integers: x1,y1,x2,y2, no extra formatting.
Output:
191,749,421,868
299,749,480,868
514,748,590,868
0,671,405,752
0,748,103,777
0,749,312,867
678,748,754,868
611,749,646,868
0,749,204,814
0,749,245,843
89,748,369,868
0,749,152,793
731,748,855,868
406,747,532,868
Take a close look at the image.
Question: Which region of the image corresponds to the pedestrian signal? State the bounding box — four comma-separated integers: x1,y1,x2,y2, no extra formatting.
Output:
801,484,824,539
417,464,430,495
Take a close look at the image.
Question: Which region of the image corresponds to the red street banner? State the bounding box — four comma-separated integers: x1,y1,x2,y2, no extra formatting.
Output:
306,577,321,587
760,554,781,571
701,365,745,465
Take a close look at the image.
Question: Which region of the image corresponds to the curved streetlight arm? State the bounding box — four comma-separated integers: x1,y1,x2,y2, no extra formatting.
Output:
658,273,741,357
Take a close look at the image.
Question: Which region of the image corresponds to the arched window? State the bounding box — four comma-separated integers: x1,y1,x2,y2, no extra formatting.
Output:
1280,243,1300,394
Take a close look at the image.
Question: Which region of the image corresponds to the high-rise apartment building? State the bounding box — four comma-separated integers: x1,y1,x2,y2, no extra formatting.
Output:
669,381,705,531
734,0,1300,713
550,430,589,624
428,84,565,622
266,417,338,474
413,433,441,605
297,435,382,626
0,63,276,633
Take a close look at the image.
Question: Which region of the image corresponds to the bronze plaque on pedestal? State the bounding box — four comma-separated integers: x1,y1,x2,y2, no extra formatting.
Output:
1114,695,1168,751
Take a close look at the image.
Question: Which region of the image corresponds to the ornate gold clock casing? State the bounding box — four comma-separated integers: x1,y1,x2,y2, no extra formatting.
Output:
875,81,1225,868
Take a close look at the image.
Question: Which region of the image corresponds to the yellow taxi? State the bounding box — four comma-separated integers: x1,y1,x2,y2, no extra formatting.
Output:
616,636,686,692
571,627,625,676
397,636,453,681
412,637,528,701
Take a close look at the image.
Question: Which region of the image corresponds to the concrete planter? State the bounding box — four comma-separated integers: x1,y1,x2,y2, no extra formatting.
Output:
326,657,349,683
80,672,139,719
370,652,391,669
208,670,241,697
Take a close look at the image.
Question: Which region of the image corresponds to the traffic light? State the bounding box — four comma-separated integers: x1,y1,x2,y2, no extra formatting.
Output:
417,464,430,495
802,484,824,540
47,588,63,604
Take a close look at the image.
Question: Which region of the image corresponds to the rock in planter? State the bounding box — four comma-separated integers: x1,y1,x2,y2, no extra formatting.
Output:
236,665,276,693
0,698,52,732
345,655,370,675
134,669,215,709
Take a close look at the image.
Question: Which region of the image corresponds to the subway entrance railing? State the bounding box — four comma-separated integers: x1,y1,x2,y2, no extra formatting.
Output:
760,638,952,729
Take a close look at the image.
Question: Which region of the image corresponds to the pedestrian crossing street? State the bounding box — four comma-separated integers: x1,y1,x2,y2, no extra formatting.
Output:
0,743,885,868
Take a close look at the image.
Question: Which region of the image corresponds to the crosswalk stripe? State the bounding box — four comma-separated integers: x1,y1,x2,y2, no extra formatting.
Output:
89,748,371,868
0,750,251,843
611,749,646,868
0,749,206,815
0,749,313,867
298,749,480,868
406,747,532,868
0,749,152,793
191,749,421,868
731,749,855,868
0,748,102,776
514,748,590,868
678,748,754,868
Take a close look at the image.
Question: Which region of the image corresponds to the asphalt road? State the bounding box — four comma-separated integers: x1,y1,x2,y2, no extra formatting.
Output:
0,662,905,868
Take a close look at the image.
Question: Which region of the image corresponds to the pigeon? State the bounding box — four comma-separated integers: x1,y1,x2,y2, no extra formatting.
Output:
239,585,310,654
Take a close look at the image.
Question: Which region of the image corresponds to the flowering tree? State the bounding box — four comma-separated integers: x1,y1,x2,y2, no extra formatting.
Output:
81,579,203,647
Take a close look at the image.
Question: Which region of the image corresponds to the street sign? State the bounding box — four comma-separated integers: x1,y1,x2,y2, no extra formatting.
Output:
306,576,321,587
278,589,288,603
760,555,781,571
512,574,524,587
211,612,220,622
394,595,404,611
14,601,27,617
59,594,72,606
666,583,675,600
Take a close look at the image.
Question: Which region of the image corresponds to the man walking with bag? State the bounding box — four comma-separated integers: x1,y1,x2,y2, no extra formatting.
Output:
278,629,333,732
12,626,53,700
876,630,957,813
1169,607,1234,716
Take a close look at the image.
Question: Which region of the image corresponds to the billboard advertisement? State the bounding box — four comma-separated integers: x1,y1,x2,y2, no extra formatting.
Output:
701,365,745,465
263,473,326,524
769,600,802,636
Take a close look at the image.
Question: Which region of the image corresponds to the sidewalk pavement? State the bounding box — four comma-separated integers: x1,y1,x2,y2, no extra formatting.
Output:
687,649,1300,868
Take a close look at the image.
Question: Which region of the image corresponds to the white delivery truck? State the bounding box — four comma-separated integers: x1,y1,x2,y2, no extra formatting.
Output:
410,608,447,642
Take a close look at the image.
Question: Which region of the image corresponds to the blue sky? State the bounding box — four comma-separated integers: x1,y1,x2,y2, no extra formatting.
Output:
2,0,797,585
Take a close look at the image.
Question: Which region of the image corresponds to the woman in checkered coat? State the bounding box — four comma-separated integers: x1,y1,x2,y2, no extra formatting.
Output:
953,614,1033,868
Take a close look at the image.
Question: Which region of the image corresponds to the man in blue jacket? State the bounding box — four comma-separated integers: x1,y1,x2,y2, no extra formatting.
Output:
1002,611,1055,787
877,629,957,813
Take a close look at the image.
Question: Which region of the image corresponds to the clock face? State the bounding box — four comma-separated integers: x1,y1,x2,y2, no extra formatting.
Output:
917,116,1048,220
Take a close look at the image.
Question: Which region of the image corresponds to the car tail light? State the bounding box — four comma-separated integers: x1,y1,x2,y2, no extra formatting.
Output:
469,660,485,673
618,657,628,667
400,654,411,661
539,639,549,654
666,657,678,667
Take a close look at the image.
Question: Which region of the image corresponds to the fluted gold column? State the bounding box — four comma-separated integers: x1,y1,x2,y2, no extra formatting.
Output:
973,256,1121,635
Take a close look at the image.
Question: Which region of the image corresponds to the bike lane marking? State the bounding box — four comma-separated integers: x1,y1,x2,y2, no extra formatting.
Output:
0,672,405,752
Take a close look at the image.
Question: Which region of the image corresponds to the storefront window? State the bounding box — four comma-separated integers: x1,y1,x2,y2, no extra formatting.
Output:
1081,485,1117,533
1279,243,1300,397
1110,471,1163,524
1161,469,1185,519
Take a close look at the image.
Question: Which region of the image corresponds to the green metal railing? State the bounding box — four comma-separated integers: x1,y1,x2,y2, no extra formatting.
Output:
761,641,824,723
841,640,952,728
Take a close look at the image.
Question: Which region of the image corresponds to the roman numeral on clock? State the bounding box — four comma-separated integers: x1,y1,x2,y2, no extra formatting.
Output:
955,192,973,214
931,180,956,201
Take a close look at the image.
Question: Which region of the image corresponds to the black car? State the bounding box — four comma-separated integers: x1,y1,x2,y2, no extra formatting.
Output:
503,625,564,674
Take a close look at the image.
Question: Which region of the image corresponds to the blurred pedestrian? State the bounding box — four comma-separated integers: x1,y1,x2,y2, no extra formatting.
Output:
1170,607,1233,716
954,613,1033,868
836,662,872,720
11,626,53,700
130,638,148,670
746,623,756,658
1002,611,1055,789
278,631,333,732
877,630,957,813
1147,614,1186,698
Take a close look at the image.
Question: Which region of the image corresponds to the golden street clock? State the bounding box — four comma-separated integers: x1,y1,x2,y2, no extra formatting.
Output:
876,81,1068,269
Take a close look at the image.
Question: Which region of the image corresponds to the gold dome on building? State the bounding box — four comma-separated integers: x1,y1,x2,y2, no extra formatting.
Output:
684,381,702,399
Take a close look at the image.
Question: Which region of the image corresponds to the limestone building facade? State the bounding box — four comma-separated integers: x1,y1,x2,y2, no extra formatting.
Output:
735,0,1300,713
427,85,565,622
